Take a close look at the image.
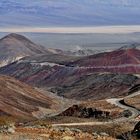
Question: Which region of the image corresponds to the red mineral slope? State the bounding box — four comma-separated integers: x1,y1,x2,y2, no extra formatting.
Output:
68,47,140,73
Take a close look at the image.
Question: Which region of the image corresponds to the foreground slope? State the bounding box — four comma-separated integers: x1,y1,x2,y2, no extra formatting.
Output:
0,75,62,120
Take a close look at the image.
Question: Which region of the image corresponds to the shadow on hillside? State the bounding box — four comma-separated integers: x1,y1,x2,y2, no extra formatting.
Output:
117,131,140,140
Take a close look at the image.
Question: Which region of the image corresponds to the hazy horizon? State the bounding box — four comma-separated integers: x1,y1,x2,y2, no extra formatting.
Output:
1,25,140,34
1,0,140,50
1,31,140,51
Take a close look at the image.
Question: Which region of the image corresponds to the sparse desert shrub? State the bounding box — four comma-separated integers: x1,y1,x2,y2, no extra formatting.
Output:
0,116,16,133
0,116,16,126
30,120,52,128
120,110,132,118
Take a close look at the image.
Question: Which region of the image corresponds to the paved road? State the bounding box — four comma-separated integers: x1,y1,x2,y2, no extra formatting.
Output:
52,121,111,127
107,91,140,120
52,91,140,127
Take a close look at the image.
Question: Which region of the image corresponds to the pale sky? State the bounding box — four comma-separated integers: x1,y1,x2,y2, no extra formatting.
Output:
1,26,140,34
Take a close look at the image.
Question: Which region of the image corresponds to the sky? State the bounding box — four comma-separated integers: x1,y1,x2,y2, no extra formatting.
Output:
1,0,140,49
1,0,140,29
0,0,140,27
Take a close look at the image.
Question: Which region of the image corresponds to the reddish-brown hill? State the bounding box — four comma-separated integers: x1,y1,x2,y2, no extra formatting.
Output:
0,75,60,120
67,48,140,73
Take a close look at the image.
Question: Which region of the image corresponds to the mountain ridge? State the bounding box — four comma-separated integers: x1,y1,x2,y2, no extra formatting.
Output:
0,33,49,67
0,34,140,101
68,47,140,67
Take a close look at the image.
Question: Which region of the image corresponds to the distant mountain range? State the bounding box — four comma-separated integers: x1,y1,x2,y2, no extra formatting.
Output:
0,33,49,67
0,33,140,101
0,33,114,67
1,33,140,74
68,46,140,72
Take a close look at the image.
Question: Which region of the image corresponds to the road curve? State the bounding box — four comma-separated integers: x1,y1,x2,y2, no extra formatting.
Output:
107,91,140,120
52,91,140,127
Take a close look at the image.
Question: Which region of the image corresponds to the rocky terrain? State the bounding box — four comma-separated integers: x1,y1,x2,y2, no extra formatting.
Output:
78,100,123,119
50,73,138,100
0,75,71,120
0,35,139,101
65,48,107,56
125,92,140,111
59,105,110,119
67,47,140,73
0,58,138,100
22,53,81,65
0,33,140,139
0,125,115,140
0,33,51,67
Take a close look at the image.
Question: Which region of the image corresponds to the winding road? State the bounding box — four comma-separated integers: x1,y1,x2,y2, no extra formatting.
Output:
107,91,140,120
52,91,140,127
